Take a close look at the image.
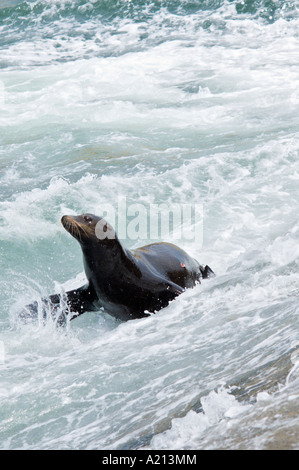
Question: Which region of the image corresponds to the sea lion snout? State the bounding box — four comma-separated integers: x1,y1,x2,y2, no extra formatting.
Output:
61,214,70,225
61,214,85,240
61,214,73,229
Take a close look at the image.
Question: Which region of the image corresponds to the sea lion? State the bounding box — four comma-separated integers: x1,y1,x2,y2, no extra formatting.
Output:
20,214,214,324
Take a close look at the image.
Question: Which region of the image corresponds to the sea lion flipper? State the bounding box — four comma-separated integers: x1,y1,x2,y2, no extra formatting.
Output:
166,281,184,296
63,284,99,318
19,283,99,326
200,265,215,279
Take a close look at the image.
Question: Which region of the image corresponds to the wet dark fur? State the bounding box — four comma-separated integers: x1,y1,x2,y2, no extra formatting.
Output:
21,214,214,324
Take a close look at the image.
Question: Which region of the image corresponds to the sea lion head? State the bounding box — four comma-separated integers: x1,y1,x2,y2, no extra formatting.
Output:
61,213,116,245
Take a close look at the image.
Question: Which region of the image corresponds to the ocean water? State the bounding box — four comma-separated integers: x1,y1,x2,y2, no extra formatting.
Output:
0,0,298,450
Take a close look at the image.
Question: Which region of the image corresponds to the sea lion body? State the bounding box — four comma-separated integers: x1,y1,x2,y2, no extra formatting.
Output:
83,241,203,320
21,214,214,323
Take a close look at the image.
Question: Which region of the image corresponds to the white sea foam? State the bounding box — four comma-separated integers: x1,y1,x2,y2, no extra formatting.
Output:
148,363,299,450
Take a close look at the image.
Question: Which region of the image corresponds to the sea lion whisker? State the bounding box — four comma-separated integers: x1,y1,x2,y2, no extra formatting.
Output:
62,216,90,243
70,221,81,241
78,224,88,237
76,225,82,242
66,219,82,242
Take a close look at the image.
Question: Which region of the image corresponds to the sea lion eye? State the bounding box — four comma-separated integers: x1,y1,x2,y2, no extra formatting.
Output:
84,215,93,223
103,224,107,232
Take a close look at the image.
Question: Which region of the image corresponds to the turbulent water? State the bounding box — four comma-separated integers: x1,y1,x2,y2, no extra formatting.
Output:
0,0,298,450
